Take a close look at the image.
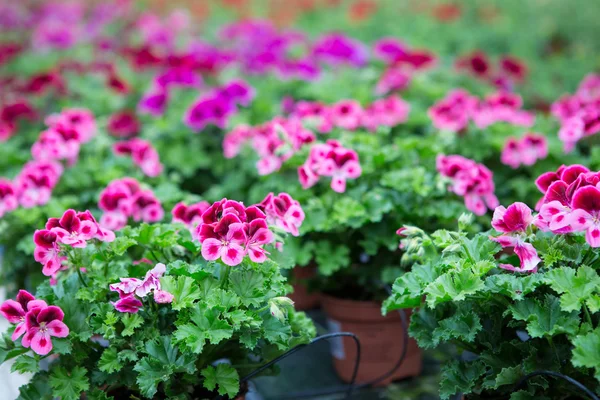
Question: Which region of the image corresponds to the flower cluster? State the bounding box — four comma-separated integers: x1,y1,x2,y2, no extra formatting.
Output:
0,290,68,355
436,154,499,215
14,160,63,208
455,51,528,88
429,89,534,133
224,117,315,175
0,108,97,216
196,198,275,266
171,201,210,237
182,80,255,131
0,100,37,142
113,138,163,177
500,133,548,169
34,209,114,276
289,95,410,133
107,111,140,138
98,178,164,230
298,139,362,193
490,202,540,272
551,74,600,152
311,32,368,68
534,164,600,247
259,192,305,236
372,37,437,95
109,263,173,314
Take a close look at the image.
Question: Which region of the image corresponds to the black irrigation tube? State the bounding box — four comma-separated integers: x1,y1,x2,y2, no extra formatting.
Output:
513,370,600,400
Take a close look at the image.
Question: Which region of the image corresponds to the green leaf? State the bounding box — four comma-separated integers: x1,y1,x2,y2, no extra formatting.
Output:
99,348,121,374
109,236,137,256
439,360,486,400
118,349,138,363
544,266,600,312
174,307,233,353
509,295,579,338
121,313,144,337
425,268,485,307
314,241,350,276
433,308,482,344
572,327,600,380
202,364,240,398
11,355,39,374
262,315,292,350
160,275,202,310
134,357,172,398
49,366,90,400
485,274,544,301
230,270,265,306
145,336,178,364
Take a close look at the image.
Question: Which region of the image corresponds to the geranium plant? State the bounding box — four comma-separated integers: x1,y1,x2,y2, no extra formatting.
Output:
0,199,315,399
383,165,600,399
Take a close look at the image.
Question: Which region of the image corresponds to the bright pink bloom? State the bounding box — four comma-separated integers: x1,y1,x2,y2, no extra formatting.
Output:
31,127,81,165
374,66,412,95
0,179,18,217
113,295,143,314
500,133,548,169
201,218,247,266
109,278,143,298
107,111,140,138
428,89,477,132
259,193,305,236
373,37,408,64
245,219,274,262
184,94,235,131
330,100,363,131
437,154,498,215
113,138,163,177
312,33,368,68
15,160,63,208
135,263,166,297
490,202,540,273
33,229,66,276
138,89,168,117
362,95,410,131
0,290,47,341
154,290,174,304
46,209,97,248
455,51,491,78
218,79,255,107
45,108,96,143
499,56,528,82
130,190,164,223
22,306,69,355
570,186,600,247
172,201,210,237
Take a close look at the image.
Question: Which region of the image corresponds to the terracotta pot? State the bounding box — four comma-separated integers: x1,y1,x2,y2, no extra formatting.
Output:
288,265,321,310
321,295,422,386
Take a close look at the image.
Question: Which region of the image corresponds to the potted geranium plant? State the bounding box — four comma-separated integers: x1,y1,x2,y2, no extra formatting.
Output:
384,164,600,399
0,197,315,399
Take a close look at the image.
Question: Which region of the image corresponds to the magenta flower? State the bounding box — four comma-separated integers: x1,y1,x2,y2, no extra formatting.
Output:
312,33,368,68
33,229,66,276
501,133,548,169
437,154,498,216
184,94,235,132
172,201,210,237
113,295,143,314
22,306,69,356
374,66,412,96
45,108,96,143
362,95,410,131
109,278,143,298
490,202,540,273
113,138,163,177
245,219,273,262
47,209,97,248
218,79,255,107
154,290,174,304
330,100,363,131
0,290,47,341
201,217,247,266
138,89,168,117
569,186,600,247
107,111,140,138
373,37,408,64
15,160,63,208
428,89,477,133
0,179,18,217
135,263,166,297
259,193,305,236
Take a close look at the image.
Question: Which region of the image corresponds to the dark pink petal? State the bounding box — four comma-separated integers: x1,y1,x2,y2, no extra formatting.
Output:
545,181,569,206
222,243,245,266
201,238,222,261
560,164,590,184
46,320,69,338
37,305,64,323
33,229,57,248
535,172,559,194
31,330,53,355
113,295,143,314
12,323,27,341
15,290,35,310
0,300,25,323
572,186,600,214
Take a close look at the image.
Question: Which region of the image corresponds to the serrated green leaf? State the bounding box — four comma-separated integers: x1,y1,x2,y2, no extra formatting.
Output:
160,275,202,310
509,295,579,338
11,355,39,374
98,347,121,374
545,266,600,312
572,327,600,380
439,360,486,400
109,237,137,256
201,364,240,398
121,313,144,337
49,366,90,400
425,268,485,307
230,270,265,306
133,357,172,398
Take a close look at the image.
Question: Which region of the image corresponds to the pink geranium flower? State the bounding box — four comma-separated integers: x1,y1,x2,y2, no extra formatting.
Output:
330,100,363,131
154,290,174,304
113,295,143,314
46,209,97,248
107,111,140,138
201,216,247,266
501,133,548,169
245,219,274,262
15,160,63,208
113,138,163,177
490,202,540,273
0,290,47,341
569,186,600,247
138,89,168,117
22,305,69,355
259,193,305,236
33,229,66,276
0,179,18,217
45,108,96,143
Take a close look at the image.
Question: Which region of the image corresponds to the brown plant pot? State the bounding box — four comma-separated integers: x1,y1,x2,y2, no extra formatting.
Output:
288,265,321,310
321,295,422,386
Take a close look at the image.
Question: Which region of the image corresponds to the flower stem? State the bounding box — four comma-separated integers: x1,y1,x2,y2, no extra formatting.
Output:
76,267,88,287
547,336,560,364
584,305,594,327
219,264,232,288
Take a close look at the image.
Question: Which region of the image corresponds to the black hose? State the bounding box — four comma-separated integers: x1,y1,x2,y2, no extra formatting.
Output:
513,370,600,400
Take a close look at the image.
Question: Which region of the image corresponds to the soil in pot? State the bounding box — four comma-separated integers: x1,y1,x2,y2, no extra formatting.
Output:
321,295,422,387
288,265,321,311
